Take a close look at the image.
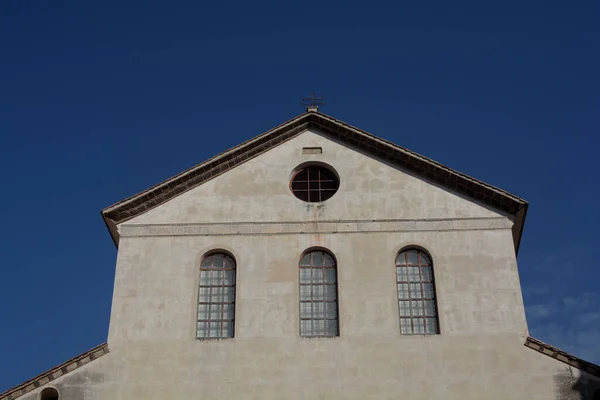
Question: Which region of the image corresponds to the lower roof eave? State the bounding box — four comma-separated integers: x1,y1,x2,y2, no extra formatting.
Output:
525,336,600,377
0,343,109,400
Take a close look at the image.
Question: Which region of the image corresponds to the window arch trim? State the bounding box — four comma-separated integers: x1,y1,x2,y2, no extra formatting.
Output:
200,248,237,263
298,246,339,265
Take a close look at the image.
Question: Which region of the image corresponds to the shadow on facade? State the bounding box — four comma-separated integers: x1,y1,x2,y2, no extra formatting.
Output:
554,367,600,400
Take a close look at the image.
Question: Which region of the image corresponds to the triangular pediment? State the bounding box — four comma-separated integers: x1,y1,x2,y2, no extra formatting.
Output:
101,110,527,251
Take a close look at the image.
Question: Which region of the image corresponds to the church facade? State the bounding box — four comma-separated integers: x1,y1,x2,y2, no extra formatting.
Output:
3,109,599,400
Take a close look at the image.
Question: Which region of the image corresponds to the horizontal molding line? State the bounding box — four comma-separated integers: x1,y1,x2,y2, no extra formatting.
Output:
119,217,512,238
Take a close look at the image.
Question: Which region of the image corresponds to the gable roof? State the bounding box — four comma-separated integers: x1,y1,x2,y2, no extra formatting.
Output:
0,343,109,400
101,109,528,251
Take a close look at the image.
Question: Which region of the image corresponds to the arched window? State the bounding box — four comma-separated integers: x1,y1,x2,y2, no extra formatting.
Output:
197,252,236,339
396,248,439,335
299,250,339,337
40,387,59,400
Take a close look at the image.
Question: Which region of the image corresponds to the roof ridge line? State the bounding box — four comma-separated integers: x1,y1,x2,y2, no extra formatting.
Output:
314,112,527,204
101,111,309,214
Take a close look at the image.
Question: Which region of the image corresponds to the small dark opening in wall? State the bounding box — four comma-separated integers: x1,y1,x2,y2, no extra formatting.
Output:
593,389,600,400
40,387,59,400
302,147,322,154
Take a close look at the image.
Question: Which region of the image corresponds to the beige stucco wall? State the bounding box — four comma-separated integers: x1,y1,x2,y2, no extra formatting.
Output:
109,229,526,342
27,129,599,400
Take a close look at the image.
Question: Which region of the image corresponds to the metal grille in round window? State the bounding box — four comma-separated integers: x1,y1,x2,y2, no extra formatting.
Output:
290,165,339,202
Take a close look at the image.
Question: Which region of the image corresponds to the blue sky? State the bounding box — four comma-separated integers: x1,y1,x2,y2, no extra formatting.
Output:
0,0,599,391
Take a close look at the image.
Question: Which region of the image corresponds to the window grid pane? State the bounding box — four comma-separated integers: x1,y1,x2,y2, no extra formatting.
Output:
396,249,439,335
300,250,339,337
291,166,340,203
197,253,236,339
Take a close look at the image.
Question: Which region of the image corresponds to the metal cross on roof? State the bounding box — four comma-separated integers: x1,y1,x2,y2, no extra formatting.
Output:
301,92,326,110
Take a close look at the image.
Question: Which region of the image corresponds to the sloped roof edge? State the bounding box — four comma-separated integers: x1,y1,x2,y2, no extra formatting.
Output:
525,336,600,377
0,343,109,400
101,109,528,250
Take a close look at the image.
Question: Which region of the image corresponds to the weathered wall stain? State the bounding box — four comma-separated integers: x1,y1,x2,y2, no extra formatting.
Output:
554,367,600,400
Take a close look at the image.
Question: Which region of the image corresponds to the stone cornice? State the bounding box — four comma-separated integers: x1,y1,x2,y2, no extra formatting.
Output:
119,217,512,238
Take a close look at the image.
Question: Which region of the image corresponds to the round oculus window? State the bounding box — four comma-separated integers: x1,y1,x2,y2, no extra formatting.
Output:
290,165,339,202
